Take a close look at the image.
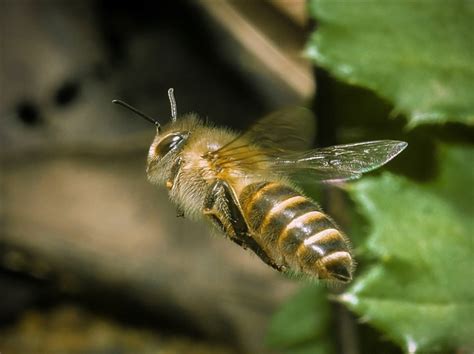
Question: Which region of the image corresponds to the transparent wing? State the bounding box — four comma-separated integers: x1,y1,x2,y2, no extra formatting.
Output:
212,139,407,183
211,108,406,182
271,140,408,182
219,107,315,153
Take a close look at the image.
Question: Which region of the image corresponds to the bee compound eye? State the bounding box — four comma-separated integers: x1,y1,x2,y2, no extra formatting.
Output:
156,133,185,157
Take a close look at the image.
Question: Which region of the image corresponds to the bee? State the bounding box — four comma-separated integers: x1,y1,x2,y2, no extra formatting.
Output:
113,89,407,283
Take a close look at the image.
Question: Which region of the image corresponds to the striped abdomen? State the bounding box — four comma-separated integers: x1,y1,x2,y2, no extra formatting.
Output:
239,181,353,282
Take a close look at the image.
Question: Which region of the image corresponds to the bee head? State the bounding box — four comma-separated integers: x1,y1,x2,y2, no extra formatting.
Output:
113,88,192,185
145,88,196,185
146,124,191,184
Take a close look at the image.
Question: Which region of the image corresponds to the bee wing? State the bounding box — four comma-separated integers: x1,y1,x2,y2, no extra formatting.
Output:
222,107,316,152
212,108,406,183
271,140,408,182
214,139,407,183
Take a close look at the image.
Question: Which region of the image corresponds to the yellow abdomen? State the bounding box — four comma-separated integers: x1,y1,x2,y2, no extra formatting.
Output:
239,182,353,282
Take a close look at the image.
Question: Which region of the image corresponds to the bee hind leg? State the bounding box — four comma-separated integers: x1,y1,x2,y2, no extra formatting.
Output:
231,232,285,272
204,179,284,272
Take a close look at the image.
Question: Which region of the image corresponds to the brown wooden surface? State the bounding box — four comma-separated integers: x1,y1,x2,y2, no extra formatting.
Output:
0,2,312,352
1,148,298,353
0,305,238,354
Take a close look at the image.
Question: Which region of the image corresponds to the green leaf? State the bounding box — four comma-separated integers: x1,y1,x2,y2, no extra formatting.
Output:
307,0,474,127
342,145,474,352
266,285,336,354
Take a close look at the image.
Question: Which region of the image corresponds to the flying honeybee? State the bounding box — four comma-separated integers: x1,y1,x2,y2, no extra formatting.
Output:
113,89,407,283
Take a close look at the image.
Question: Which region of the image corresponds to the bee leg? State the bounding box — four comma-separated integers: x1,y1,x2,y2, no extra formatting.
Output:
204,179,249,235
176,206,185,218
203,180,235,235
204,180,284,272
166,157,183,191
232,234,285,272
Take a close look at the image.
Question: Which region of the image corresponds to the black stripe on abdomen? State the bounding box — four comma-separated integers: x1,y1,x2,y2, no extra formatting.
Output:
239,182,353,281
241,182,298,230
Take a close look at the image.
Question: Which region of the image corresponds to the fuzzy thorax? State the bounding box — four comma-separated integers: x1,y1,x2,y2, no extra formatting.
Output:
146,115,239,220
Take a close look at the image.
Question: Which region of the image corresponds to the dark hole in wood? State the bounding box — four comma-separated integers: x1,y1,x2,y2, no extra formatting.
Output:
16,100,41,126
54,81,80,107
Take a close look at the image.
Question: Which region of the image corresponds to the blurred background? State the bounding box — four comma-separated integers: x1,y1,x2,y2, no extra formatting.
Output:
4,1,471,353
0,1,312,353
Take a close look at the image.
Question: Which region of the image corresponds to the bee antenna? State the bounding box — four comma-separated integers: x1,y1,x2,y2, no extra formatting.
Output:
112,99,161,129
168,88,177,122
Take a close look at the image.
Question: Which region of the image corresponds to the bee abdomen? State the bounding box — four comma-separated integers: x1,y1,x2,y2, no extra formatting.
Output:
240,182,353,282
